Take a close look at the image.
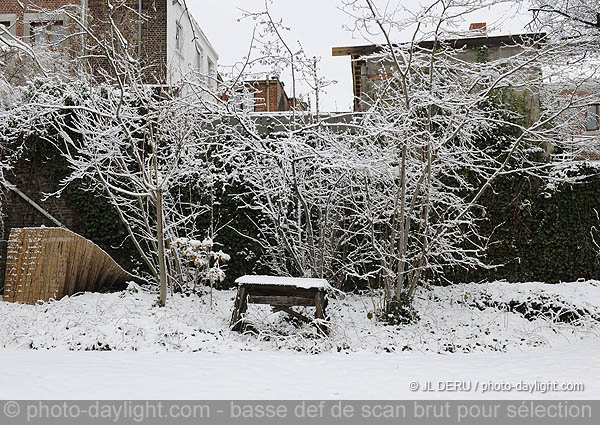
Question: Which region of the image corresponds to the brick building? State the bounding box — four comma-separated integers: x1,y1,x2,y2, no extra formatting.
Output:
0,0,218,85
0,1,73,41
332,29,545,117
244,77,308,112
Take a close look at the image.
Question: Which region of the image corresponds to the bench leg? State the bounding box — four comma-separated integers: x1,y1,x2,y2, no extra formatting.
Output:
276,305,312,323
230,287,248,332
315,291,329,335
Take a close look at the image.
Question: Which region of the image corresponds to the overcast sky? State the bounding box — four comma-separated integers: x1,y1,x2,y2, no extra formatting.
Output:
189,0,533,112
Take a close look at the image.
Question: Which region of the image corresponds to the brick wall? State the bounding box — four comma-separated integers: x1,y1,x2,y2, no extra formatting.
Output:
1,0,168,84
87,0,168,83
0,0,76,38
0,159,79,291
0,155,141,293
250,79,291,112
140,0,168,83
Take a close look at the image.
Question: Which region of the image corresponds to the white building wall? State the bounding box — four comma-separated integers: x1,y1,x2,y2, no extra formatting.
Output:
166,1,218,88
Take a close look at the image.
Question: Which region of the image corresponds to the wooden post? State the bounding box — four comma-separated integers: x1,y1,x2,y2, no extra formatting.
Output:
230,286,249,331
315,290,328,335
277,306,312,323
3,179,65,227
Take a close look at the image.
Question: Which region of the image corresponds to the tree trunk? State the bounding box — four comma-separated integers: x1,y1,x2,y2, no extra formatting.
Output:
395,145,407,301
156,187,167,307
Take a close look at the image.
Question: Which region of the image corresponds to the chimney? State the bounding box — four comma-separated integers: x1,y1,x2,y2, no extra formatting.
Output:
469,22,487,34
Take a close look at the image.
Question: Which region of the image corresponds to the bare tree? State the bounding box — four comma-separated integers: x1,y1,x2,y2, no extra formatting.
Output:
529,0,600,33
209,0,600,322
320,0,600,316
0,1,230,307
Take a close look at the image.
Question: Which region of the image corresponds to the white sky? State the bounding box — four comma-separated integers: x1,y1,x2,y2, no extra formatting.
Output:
189,0,533,112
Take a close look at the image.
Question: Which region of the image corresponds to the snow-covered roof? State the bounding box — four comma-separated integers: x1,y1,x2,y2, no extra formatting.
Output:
244,72,282,82
235,275,330,289
186,9,218,60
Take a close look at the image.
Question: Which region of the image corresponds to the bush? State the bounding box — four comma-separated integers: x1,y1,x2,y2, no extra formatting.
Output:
378,293,420,326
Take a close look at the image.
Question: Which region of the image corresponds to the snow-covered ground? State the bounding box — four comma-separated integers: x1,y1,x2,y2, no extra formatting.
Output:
0,280,599,399
0,343,598,399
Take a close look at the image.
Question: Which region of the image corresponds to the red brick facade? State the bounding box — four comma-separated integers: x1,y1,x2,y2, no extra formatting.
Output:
0,0,75,37
248,79,289,112
86,0,168,83
1,0,168,83
247,78,308,112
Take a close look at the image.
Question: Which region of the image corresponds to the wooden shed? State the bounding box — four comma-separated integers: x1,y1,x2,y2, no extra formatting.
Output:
2,227,137,304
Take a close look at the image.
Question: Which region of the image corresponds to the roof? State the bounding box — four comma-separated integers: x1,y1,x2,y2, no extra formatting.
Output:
332,32,547,57
245,76,285,87
244,72,283,83
184,6,219,60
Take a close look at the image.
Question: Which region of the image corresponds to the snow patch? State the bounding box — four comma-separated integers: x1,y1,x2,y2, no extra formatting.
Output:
235,275,331,289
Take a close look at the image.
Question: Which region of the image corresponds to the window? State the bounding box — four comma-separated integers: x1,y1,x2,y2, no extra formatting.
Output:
0,14,16,40
196,46,204,72
207,58,215,87
207,58,215,76
175,21,183,51
30,21,66,45
0,21,10,39
585,104,600,132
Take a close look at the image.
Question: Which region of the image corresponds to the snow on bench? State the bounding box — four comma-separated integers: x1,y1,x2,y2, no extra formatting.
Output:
235,275,331,290
231,275,330,334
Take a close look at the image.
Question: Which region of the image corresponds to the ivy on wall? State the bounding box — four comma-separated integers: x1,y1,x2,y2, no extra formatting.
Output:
469,166,600,283
16,132,266,286
441,86,600,284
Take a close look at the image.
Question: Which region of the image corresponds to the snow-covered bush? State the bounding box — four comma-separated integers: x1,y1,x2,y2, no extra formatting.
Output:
172,237,230,303
0,281,597,353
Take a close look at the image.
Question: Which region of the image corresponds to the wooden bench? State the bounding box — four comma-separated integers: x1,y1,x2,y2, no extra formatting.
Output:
230,275,330,334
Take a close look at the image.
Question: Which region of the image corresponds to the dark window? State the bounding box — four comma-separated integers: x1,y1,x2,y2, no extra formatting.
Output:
0,21,11,38
175,21,183,51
